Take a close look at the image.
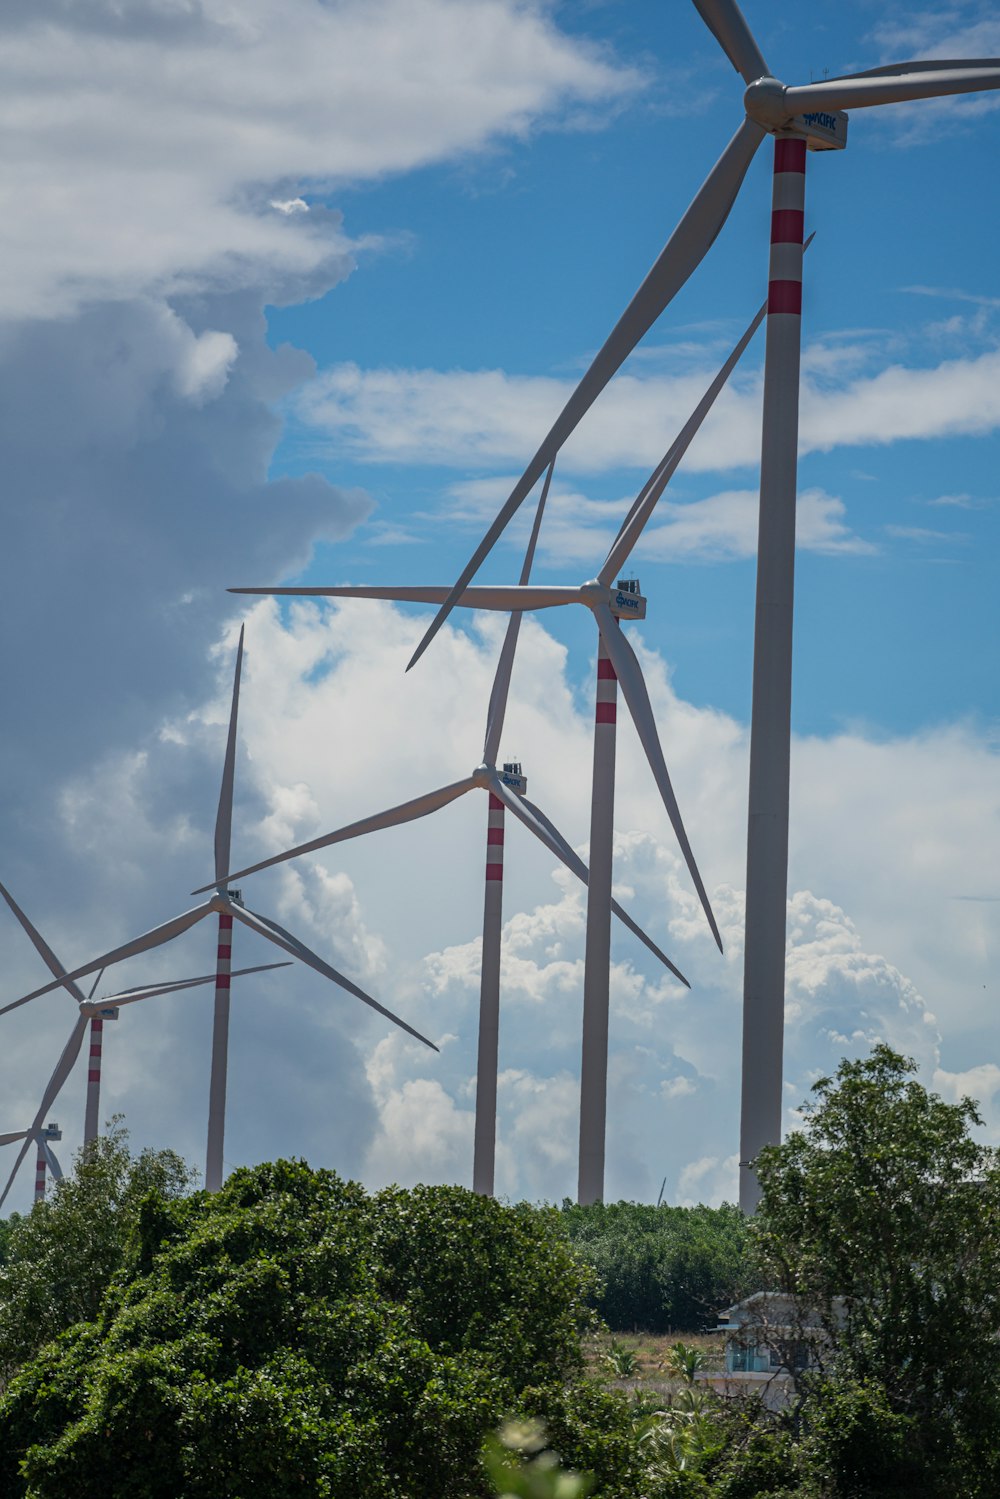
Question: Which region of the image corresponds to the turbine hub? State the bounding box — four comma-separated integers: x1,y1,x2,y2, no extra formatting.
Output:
579,579,606,608
743,76,791,131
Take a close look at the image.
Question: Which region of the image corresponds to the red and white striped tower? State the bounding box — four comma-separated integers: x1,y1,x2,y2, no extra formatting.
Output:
740,134,807,1213
33,1143,47,1204
33,1122,62,1204
205,908,234,1193
473,791,506,1195
83,1008,118,1147
578,624,620,1205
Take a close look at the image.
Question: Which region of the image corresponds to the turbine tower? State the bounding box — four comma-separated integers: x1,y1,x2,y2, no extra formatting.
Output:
0,960,288,1207
33,1123,61,1204
397,5,1000,1209
225,297,766,1202
209,470,688,1198
1,630,438,1193
83,1002,117,1147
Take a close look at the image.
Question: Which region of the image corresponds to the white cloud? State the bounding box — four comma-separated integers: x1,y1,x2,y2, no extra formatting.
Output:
294,340,1000,479
4,590,998,1211
0,0,638,319
216,603,997,1203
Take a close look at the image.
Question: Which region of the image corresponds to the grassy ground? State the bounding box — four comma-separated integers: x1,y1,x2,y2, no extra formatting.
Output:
584,1329,727,1397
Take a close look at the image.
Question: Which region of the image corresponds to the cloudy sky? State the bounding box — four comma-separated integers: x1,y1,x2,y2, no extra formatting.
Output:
1,0,998,1213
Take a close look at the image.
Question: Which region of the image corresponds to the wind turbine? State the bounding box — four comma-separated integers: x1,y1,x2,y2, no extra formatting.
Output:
32,1124,62,1203
398,6,1000,1210
1,627,438,1193
205,468,688,1198
224,296,766,1201
0,960,290,1209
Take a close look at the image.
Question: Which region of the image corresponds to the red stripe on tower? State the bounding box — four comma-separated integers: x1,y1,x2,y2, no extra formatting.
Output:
595,702,617,724
768,281,802,315
770,209,804,244
597,658,617,681
774,137,806,174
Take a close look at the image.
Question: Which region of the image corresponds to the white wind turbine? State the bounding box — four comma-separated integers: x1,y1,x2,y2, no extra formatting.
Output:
1,626,437,1193
204,467,689,1198
0,875,289,1175
399,6,1000,1210
224,296,767,1202
0,956,290,1209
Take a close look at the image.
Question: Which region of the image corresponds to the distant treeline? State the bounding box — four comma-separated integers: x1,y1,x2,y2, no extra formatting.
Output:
559,1200,756,1332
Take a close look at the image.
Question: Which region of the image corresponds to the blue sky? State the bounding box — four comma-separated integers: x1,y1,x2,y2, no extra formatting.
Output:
265,0,1000,738
0,0,997,1213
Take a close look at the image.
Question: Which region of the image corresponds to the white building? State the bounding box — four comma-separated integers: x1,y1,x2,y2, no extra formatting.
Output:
699,1291,841,1410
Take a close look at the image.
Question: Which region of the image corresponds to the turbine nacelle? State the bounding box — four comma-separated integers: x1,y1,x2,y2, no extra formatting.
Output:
744,78,848,150
580,578,648,619
497,761,528,796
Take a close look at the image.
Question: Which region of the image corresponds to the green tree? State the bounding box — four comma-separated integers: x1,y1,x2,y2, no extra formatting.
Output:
0,1161,645,1499
752,1044,1000,1495
560,1202,753,1332
0,1118,195,1380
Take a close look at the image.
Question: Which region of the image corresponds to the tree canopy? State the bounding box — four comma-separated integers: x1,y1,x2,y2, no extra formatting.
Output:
0,1119,195,1380
0,1161,643,1499
560,1201,754,1332
743,1044,1000,1496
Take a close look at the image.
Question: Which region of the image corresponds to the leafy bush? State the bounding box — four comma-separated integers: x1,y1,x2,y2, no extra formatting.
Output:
560,1202,754,1332
0,1119,195,1380
754,1045,1000,1495
0,1161,643,1498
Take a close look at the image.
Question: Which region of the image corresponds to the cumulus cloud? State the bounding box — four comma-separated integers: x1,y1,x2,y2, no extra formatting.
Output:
294,339,1000,481
1,0,637,319
3,599,997,1210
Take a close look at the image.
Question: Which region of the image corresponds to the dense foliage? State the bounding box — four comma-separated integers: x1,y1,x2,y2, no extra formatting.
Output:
560,1201,755,1332
0,1121,195,1380
0,1161,644,1499
743,1044,1000,1497
4,1047,1000,1496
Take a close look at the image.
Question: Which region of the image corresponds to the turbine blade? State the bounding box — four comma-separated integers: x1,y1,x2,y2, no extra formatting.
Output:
0,902,216,1016
231,585,456,602
494,778,690,987
785,63,1000,113
482,460,557,765
227,901,439,1051
99,960,292,1008
0,879,86,1003
41,1140,63,1181
0,1138,33,1210
405,114,766,672
214,625,244,884
598,294,767,586
87,968,105,1001
2,1016,93,1199
194,776,478,894
691,0,770,85
482,618,525,769
0,1131,29,1147
232,584,578,612
36,1016,91,1121
594,605,722,951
